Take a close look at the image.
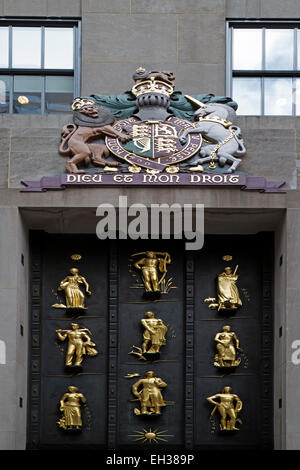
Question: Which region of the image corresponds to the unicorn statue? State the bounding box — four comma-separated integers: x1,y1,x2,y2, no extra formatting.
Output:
179,100,246,173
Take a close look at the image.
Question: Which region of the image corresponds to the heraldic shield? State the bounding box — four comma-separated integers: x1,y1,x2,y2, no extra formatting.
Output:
106,116,202,172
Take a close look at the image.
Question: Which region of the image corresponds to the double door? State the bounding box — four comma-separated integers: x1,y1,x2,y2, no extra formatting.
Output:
27,232,273,450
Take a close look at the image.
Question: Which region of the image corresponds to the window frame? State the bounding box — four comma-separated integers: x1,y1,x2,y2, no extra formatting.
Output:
0,18,81,114
226,20,300,116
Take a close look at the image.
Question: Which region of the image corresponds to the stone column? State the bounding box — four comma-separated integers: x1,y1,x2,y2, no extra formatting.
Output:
0,207,28,449
274,214,287,449
285,209,300,449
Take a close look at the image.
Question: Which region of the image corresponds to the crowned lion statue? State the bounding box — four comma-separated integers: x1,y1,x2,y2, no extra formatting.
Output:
59,98,131,174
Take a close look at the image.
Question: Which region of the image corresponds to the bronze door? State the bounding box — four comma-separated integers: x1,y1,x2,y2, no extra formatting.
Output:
27,232,273,450
192,234,273,450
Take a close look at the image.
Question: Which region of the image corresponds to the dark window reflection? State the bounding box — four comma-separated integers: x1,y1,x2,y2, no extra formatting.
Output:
13,76,42,114
45,76,73,113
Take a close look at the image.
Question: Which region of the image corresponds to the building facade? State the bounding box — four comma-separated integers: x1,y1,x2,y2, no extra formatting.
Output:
0,0,299,450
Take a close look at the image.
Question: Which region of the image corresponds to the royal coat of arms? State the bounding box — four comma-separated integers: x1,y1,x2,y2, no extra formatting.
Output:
21,67,286,192
106,116,202,173
58,68,245,175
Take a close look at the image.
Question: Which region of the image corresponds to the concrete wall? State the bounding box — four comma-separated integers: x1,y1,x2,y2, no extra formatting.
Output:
0,0,299,189
274,214,287,449
285,207,300,449
0,208,28,449
0,0,300,450
0,114,297,190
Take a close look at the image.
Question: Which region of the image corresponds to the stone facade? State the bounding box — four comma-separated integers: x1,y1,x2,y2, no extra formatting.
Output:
0,0,299,450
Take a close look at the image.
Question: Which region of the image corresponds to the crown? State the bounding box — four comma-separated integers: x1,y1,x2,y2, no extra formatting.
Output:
71,97,95,111
135,66,146,74
222,255,232,261
197,115,232,128
70,253,82,261
131,77,174,98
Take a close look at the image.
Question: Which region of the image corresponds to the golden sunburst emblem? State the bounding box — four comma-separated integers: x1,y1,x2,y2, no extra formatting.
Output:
129,428,174,444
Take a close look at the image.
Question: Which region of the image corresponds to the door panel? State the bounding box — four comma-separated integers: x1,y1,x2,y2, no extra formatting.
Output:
116,240,185,449
193,234,273,449
28,233,109,449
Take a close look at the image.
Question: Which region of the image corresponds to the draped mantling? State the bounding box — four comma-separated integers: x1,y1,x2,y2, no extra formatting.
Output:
89,90,238,122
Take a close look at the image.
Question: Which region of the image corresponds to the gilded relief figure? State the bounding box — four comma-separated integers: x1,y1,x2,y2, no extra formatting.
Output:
57,386,87,431
52,267,91,310
142,312,168,354
129,311,168,361
56,323,98,367
132,371,167,416
206,386,243,431
132,251,171,295
214,325,242,368
217,265,242,311
204,264,242,311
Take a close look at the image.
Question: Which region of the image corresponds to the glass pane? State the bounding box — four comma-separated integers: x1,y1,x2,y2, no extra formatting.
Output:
12,27,41,68
0,76,10,113
297,30,300,70
0,28,9,68
232,77,261,115
232,28,262,70
45,76,73,113
44,28,74,69
13,75,42,114
265,29,294,70
264,77,293,115
295,79,300,115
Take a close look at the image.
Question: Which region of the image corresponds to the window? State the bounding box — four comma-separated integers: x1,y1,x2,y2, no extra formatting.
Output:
227,21,300,116
0,20,80,114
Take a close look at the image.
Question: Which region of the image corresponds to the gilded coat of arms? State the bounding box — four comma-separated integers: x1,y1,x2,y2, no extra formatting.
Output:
58,67,245,175
21,67,286,192
106,117,202,173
